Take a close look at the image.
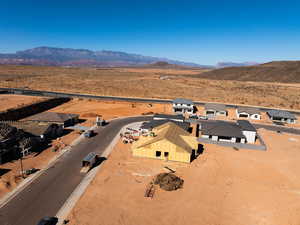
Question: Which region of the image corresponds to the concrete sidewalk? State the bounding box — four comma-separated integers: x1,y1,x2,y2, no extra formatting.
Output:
0,124,96,209
56,122,142,225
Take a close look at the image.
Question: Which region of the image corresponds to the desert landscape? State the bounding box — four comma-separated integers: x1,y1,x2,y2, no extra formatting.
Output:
1,1,300,225
1,64,300,110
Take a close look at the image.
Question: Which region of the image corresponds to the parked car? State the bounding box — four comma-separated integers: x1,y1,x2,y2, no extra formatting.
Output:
189,115,198,119
198,115,208,120
37,216,58,225
84,130,95,138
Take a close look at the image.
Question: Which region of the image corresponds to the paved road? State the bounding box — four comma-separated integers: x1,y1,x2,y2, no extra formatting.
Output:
0,116,150,225
254,123,300,135
1,87,300,115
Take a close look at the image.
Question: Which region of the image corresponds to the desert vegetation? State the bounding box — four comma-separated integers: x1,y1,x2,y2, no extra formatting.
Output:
0,65,300,110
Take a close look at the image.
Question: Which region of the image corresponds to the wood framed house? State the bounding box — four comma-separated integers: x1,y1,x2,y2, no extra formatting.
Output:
132,122,199,163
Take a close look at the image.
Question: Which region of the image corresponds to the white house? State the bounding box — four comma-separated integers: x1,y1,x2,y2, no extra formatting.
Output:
199,121,246,143
236,107,261,120
237,120,257,143
172,98,195,115
153,114,185,122
204,103,228,117
199,120,257,144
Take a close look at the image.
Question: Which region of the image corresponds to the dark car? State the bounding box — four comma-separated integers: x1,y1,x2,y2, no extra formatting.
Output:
84,130,95,138
37,217,58,225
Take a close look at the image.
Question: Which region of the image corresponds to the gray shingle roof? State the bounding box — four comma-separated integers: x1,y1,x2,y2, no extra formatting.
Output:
237,120,256,132
141,120,190,131
9,121,56,136
200,121,245,138
237,107,261,115
205,103,227,112
267,110,297,120
24,112,79,123
173,98,194,105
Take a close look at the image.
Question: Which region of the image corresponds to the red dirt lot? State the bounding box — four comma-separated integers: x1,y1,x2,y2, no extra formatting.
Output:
48,98,172,125
67,129,300,225
0,94,45,112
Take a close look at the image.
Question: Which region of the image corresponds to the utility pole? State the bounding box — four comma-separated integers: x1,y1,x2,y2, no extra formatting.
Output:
20,148,24,178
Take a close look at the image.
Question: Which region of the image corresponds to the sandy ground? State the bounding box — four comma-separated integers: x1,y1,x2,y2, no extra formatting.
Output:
0,94,45,112
66,129,300,225
1,65,300,110
48,99,172,125
0,130,80,199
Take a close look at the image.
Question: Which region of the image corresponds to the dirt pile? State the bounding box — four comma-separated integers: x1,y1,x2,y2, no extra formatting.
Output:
153,173,184,191
81,112,101,118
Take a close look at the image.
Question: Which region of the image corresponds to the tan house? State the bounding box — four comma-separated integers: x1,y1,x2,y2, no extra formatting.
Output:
132,122,199,163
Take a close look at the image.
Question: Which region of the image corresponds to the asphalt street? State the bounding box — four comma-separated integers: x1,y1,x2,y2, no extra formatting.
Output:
1,87,300,115
0,116,150,225
254,123,300,135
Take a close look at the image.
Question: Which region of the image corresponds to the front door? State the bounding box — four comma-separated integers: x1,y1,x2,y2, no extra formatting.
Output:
164,152,169,161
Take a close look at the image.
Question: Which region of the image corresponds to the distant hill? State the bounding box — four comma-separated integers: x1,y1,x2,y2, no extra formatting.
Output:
0,46,209,68
217,62,260,68
141,61,191,69
199,61,300,83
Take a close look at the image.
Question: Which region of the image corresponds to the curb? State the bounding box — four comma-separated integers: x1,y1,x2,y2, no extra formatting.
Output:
0,125,97,209
55,122,142,225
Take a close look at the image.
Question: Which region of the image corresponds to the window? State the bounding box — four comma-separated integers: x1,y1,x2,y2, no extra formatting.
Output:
156,151,161,157
164,152,169,157
239,113,248,118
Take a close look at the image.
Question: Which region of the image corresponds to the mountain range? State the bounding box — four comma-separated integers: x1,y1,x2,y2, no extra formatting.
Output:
216,62,260,68
0,47,211,68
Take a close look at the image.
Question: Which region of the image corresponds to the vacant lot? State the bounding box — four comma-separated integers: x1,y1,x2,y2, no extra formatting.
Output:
0,65,300,110
0,94,45,112
67,129,300,225
48,98,172,125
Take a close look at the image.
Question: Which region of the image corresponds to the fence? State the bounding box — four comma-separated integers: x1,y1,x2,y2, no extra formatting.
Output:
0,97,70,121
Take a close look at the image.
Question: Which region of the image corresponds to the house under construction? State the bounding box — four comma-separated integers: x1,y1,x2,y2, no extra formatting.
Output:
132,122,199,163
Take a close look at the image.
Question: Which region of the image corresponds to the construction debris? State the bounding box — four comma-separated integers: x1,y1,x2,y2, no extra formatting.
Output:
144,183,156,198
120,127,141,144
164,166,176,173
153,173,184,191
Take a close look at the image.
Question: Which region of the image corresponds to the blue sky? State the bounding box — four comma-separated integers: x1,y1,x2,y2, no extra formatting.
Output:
0,0,300,65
